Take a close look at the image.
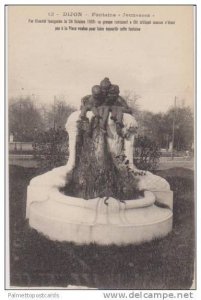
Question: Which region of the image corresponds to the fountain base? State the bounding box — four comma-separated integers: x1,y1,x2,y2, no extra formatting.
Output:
26,169,173,245
26,111,173,245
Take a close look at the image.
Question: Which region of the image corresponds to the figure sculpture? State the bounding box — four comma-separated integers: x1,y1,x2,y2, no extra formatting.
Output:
80,78,133,136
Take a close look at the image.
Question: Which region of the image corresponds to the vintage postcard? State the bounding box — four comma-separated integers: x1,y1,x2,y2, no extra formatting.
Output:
6,4,195,293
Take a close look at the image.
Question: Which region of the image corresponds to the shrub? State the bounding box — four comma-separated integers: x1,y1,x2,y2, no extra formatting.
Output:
33,128,68,171
134,135,161,172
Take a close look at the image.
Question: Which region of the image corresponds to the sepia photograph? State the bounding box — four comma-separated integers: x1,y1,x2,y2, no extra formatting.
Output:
6,5,195,290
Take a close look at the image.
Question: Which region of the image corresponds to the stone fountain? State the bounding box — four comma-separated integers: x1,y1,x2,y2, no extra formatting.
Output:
26,82,173,245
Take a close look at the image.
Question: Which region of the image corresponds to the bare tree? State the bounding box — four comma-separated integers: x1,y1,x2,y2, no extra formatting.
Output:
46,98,76,130
122,90,141,117
9,96,45,142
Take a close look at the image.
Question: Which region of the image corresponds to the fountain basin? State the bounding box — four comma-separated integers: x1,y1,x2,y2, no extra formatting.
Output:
27,179,173,245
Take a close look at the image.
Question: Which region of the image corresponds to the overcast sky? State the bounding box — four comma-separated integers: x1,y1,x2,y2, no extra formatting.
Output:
8,5,194,113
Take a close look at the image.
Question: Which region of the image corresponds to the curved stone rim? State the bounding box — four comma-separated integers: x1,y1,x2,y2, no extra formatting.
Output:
30,201,173,227
48,188,156,210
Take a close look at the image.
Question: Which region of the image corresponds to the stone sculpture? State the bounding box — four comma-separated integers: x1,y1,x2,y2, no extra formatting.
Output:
26,79,173,245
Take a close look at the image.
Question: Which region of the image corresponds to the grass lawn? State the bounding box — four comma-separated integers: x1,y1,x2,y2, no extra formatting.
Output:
9,165,195,289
